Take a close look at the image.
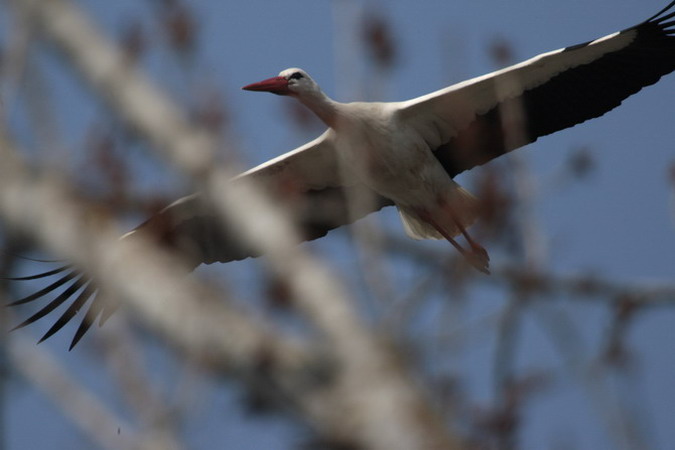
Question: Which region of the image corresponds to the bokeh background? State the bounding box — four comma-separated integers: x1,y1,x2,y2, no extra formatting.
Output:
0,0,673,449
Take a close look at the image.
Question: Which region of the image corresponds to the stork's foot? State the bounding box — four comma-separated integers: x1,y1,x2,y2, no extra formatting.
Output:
465,244,490,274
415,208,491,274
470,241,490,262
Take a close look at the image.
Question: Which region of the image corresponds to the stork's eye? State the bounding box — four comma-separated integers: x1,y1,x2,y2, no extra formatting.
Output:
289,72,304,80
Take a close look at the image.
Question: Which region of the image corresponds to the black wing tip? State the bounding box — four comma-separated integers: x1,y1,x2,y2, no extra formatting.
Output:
646,1,675,24
6,270,80,307
3,264,73,282
34,300,97,351
9,321,29,333
7,265,102,349
18,318,91,351
43,284,97,348
68,329,88,351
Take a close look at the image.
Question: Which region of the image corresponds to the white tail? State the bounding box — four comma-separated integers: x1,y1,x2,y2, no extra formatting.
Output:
397,186,480,240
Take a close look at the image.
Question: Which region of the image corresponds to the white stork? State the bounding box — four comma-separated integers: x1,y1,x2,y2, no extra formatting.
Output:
10,2,675,349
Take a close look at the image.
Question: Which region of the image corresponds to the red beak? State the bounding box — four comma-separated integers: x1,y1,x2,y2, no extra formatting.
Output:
241,76,291,95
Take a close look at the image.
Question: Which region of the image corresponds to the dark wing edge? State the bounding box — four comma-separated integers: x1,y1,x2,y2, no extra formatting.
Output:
6,265,111,350
148,186,392,267
7,133,393,348
426,2,675,177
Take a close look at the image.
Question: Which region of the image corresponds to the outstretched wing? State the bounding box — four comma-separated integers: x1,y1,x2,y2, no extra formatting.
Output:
128,130,392,265
9,131,392,349
400,1,675,177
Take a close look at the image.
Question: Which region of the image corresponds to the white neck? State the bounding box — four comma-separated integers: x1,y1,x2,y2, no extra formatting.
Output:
296,89,342,128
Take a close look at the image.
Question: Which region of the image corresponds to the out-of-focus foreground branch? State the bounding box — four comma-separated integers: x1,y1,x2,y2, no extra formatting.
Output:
9,335,180,450
386,233,675,307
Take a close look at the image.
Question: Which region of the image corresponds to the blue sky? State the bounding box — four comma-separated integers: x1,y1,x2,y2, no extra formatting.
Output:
3,0,675,449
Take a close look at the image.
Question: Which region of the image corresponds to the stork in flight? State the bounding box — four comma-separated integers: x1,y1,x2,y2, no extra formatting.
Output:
9,2,675,349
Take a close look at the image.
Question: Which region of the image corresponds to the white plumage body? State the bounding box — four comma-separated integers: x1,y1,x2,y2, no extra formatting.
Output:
328,101,478,240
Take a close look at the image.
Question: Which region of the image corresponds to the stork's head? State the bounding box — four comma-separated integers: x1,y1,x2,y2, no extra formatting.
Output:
242,68,316,96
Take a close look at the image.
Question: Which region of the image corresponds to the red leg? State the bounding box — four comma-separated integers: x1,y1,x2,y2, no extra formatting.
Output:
445,208,490,263
416,209,490,274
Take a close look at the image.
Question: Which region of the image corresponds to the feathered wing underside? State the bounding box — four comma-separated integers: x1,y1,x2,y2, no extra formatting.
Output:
400,1,675,178
8,131,393,349
142,130,393,265
234,130,346,189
